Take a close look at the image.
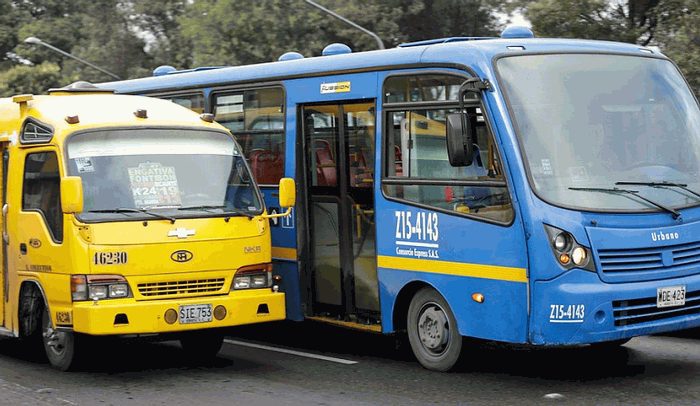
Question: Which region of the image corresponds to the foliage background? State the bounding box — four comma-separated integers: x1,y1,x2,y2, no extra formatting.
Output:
0,0,698,96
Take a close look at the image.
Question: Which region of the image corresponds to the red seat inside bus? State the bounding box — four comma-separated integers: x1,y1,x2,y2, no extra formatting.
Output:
249,148,284,184
314,139,337,186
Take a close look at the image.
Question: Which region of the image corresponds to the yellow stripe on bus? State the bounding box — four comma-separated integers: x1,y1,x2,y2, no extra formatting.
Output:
272,247,297,260
377,255,528,283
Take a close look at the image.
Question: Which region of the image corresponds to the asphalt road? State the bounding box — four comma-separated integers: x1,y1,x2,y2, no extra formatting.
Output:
0,322,698,405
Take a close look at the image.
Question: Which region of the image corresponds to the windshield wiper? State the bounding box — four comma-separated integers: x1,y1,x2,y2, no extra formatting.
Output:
177,205,256,218
87,208,176,223
615,181,700,200
568,187,681,219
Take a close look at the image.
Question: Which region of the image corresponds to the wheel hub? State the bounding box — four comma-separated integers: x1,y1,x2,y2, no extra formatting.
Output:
417,303,449,354
43,324,67,355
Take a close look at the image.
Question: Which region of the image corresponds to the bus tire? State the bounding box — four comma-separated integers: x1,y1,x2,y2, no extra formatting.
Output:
407,287,462,372
41,307,78,371
179,330,224,359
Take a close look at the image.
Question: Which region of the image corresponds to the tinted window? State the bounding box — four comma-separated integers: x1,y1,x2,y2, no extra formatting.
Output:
383,74,512,223
214,87,285,184
23,152,62,241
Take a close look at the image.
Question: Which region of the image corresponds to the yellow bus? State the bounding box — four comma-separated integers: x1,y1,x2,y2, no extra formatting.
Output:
0,83,295,370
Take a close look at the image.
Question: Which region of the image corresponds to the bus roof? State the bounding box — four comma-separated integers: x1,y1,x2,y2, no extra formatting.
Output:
99,36,660,94
0,93,220,142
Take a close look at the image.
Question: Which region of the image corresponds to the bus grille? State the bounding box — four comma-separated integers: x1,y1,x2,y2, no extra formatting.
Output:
612,290,700,327
596,240,700,282
137,278,226,298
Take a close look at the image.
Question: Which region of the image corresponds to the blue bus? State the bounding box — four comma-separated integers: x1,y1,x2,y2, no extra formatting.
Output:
101,26,700,371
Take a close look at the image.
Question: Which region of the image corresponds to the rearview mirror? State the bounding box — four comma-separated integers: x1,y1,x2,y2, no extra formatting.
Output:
278,177,296,208
61,176,84,214
446,113,474,166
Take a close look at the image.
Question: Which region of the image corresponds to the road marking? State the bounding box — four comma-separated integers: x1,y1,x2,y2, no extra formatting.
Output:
224,339,358,365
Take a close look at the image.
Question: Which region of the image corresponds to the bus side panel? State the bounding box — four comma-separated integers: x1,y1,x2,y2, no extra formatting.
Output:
374,200,529,343
262,187,301,320
378,268,528,343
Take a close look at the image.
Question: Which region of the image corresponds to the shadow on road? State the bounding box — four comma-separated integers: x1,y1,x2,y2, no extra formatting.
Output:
228,320,698,381
0,320,695,381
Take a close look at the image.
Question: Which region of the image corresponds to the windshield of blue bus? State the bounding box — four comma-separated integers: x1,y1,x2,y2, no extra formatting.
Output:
497,53,700,213
66,128,263,221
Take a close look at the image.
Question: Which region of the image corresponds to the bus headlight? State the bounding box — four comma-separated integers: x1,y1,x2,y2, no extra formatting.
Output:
553,233,570,251
109,283,129,298
72,275,131,301
88,285,108,300
543,225,594,271
232,263,273,290
572,247,587,266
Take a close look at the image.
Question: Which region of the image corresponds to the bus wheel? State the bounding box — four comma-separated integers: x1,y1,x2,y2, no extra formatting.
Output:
41,308,78,371
180,330,224,359
407,287,462,371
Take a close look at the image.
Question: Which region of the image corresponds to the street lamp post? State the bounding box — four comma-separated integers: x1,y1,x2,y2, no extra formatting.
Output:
302,0,385,50
24,36,121,80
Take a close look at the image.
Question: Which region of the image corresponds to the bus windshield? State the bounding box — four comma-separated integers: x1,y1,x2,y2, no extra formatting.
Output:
497,53,700,213
66,128,263,221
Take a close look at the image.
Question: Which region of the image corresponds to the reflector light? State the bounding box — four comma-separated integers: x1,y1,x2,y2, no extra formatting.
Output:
65,115,80,124
164,309,178,324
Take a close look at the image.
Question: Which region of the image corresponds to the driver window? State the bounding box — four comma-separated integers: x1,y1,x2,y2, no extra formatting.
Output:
383,74,512,223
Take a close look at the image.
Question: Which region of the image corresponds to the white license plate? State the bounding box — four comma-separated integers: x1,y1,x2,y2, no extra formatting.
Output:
179,304,213,324
656,285,686,308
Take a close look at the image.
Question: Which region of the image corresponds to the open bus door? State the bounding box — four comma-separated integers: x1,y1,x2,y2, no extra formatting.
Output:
301,101,380,326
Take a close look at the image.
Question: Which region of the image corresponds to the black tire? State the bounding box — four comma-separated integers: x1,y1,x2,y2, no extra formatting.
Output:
407,287,462,372
179,330,224,359
41,308,78,371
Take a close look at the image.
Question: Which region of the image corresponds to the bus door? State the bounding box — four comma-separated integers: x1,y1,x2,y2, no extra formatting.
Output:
302,101,379,320
0,143,7,325
9,149,66,320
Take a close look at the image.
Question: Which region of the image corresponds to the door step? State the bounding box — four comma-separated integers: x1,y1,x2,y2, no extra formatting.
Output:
306,315,382,333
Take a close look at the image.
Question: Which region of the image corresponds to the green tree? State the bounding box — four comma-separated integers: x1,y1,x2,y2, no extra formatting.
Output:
0,62,62,95
515,0,685,45
655,1,700,94
177,0,508,67
514,0,699,95
127,0,191,68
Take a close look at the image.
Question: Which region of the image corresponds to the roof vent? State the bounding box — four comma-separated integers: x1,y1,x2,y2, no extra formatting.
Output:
278,51,305,61
322,43,352,56
48,81,114,94
501,26,534,39
153,65,177,76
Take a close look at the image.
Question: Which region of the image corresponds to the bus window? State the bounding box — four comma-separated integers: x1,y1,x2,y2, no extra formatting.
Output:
214,87,285,185
384,106,512,223
383,74,476,103
163,94,205,114
22,152,63,241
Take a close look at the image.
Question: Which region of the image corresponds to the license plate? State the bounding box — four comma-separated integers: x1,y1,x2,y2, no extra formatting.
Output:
178,304,213,324
656,285,686,308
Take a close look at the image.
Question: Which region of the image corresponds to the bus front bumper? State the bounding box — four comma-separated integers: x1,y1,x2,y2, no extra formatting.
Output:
71,290,285,335
530,270,700,345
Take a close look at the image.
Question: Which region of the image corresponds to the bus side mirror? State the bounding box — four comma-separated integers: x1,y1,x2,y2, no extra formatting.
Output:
446,113,474,166
278,177,296,208
61,176,84,214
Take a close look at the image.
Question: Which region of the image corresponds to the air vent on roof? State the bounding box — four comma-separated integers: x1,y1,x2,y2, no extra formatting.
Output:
21,120,53,145
48,81,114,94
322,43,352,56
278,51,305,61
153,65,177,76
500,26,535,39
